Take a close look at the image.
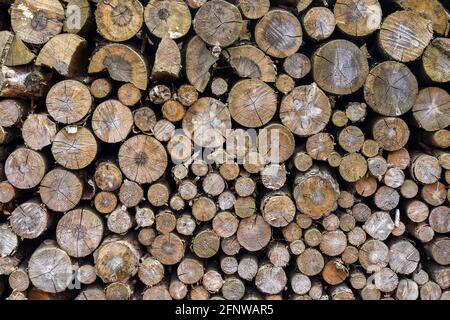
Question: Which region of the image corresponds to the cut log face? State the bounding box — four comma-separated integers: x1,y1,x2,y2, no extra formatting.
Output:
36,34,88,77
312,40,369,95
152,38,181,81
145,0,191,39
28,242,73,293
224,45,276,83
255,9,302,58
373,117,410,152
95,0,143,42
22,114,57,151
51,126,97,170
237,215,271,252
193,0,242,47
422,38,450,83
412,87,450,132
10,0,65,45
334,0,382,37
185,36,219,92
10,201,49,239
302,7,336,41
0,224,18,258
5,147,46,189
92,100,133,143
88,44,148,90
39,168,83,212
228,79,277,128
294,166,339,218
280,84,331,137
379,11,433,63
183,97,231,148
118,135,168,184
364,61,418,116
56,208,104,258
46,80,92,124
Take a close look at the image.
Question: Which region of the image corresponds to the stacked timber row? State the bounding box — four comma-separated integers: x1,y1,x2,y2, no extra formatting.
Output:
0,0,449,300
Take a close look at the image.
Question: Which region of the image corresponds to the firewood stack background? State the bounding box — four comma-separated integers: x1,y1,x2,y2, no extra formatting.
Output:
0,0,449,300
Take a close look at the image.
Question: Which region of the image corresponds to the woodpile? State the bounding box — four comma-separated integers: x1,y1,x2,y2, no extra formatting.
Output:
0,0,449,301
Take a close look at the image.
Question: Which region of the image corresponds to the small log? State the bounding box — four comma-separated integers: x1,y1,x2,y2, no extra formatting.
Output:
296,248,324,276
9,266,30,292
147,181,170,207
51,126,97,170
193,0,242,47
338,126,364,153
76,264,97,285
320,230,347,257
95,0,143,42
389,239,420,275
218,191,236,211
9,200,49,239
119,179,143,207
94,161,122,192
427,262,450,290
105,282,133,300
10,0,64,45
410,153,441,185
379,11,433,62
144,0,191,39
374,186,400,211
421,182,447,207
28,241,73,293
364,61,418,116
334,0,382,37
95,235,141,283
0,181,18,204
138,256,164,286
407,222,435,243
420,281,442,300
203,172,225,196
56,208,104,258
234,196,256,218
210,77,228,96
39,168,83,212
177,84,198,107
91,99,133,143
5,147,47,190
212,211,238,238
169,276,187,300
293,166,339,218
400,180,419,199
387,148,410,170
280,83,331,137
88,43,148,90
183,97,231,148
306,133,334,161
135,206,155,228
138,228,156,246
22,114,56,151
363,210,394,240
176,214,196,236
302,7,336,41
90,78,113,99
322,259,348,285
228,79,277,128
192,229,220,258
374,267,398,293
332,111,348,128
118,135,168,184
36,34,88,77
155,210,176,234
219,163,239,181
275,74,295,95
283,53,311,80
223,45,276,82
304,228,322,247
203,268,223,293
178,180,198,201
220,255,238,275
412,87,450,132
260,163,287,191
255,263,287,295
428,206,450,234
422,38,450,83
162,100,185,123
107,205,134,234
237,255,258,281
258,124,295,163
152,38,181,81
0,99,29,128
142,283,171,300
235,176,256,197
118,83,141,107
312,40,369,95
354,176,377,197
221,276,245,300
261,191,296,228
255,9,302,58
192,196,217,222
346,102,367,123
359,239,389,272
339,153,367,182
237,215,271,252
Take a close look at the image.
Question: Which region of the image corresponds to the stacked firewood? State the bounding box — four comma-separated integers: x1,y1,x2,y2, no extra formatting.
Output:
0,0,449,300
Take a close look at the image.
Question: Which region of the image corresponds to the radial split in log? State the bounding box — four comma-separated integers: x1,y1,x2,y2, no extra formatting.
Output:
145,0,191,39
